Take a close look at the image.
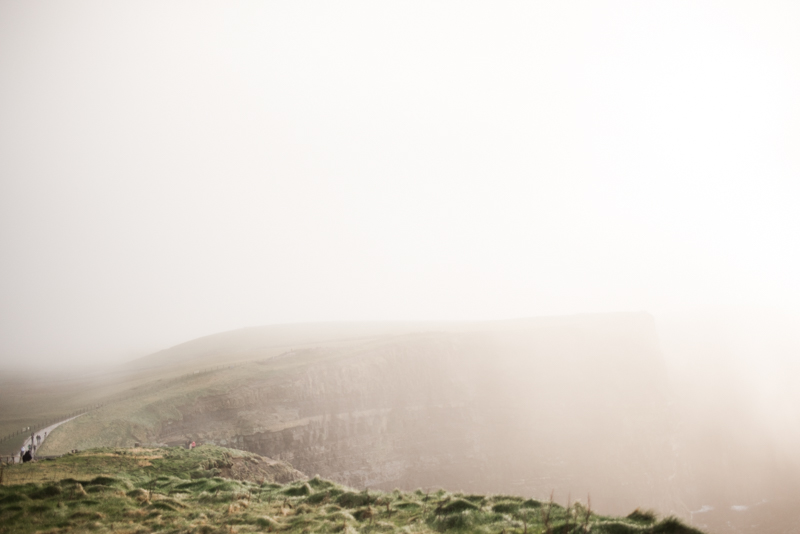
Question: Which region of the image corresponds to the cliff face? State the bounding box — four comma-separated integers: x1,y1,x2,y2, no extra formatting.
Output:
36,313,800,532
158,313,677,516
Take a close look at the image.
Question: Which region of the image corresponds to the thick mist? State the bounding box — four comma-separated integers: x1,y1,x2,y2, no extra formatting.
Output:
1,3,799,533
2,1,799,368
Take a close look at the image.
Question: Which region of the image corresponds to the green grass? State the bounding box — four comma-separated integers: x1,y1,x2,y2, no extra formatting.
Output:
1,327,475,456
0,445,706,534
9,347,355,457
0,329,360,455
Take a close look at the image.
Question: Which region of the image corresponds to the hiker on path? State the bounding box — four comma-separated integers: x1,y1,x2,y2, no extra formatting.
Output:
22,449,32,463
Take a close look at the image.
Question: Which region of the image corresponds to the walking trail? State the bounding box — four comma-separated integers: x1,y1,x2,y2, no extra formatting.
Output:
17,414,85,462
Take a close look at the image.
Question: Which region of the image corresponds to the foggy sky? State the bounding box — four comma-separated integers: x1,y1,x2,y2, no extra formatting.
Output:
1,1,799,367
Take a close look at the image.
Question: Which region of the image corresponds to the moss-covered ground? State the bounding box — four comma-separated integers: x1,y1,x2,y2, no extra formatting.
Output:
0,445,704,534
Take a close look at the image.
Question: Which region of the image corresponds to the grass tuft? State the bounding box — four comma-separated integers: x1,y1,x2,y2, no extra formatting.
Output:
305,490,331,504
86,476,119,486
255,515,279,529
29,485,62,499
283,482,312,496
491,501,519,514
521,498,542,508
652,516,705,534
0,492,32,504
308,476,335,490
438,498,479,514
337,491,372,508
627,507,658,523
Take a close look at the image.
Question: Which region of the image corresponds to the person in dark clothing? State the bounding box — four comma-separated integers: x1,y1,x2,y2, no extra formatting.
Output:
22,450,32,463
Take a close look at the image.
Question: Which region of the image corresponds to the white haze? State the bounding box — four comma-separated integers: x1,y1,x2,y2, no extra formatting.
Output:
1,0,799,384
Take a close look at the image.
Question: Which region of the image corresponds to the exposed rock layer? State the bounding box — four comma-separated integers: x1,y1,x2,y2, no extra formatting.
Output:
159,313,678,516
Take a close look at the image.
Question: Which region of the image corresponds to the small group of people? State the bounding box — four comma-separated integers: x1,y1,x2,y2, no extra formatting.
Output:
185,440,197,450
18,431,48,463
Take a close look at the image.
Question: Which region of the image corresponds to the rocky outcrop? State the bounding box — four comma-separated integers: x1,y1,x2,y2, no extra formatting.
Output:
217,454,306,484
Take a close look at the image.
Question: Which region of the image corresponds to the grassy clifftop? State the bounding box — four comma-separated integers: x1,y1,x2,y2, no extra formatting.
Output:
0,445,704,534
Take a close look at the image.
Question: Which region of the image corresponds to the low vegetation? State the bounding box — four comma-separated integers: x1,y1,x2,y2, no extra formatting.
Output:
0,445,704,534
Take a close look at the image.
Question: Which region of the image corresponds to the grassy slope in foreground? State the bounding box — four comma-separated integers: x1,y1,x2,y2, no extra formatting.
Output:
0,445,704,534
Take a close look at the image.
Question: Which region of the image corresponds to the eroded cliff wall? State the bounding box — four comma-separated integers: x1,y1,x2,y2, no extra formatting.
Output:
158,313,677,516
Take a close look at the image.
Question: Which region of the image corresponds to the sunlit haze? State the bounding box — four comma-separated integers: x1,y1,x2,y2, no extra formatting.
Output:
2,1,798,366
2,5,800,533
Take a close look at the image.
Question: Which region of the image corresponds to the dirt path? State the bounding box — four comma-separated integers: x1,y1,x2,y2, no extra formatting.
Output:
16,414,85,462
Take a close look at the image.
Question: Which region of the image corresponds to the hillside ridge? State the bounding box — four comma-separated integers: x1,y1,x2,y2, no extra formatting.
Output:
128,312,658,370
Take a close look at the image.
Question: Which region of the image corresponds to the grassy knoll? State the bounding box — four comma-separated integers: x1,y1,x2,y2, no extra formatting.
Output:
0,445,704,534
3,335,354,456
34,347,356,456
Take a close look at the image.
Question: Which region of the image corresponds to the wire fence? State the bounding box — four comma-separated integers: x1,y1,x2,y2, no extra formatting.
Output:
0,407,97,452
